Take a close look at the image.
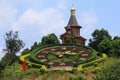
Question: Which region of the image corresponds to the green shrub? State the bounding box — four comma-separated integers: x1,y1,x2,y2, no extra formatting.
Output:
93,61,120,80
92,67,101,74
94,63,98,67
27,63,32,68
71,68,77,73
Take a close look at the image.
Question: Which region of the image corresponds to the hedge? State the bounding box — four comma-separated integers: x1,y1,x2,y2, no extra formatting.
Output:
30,44,97,67
19,54,47,69
78,53,108,71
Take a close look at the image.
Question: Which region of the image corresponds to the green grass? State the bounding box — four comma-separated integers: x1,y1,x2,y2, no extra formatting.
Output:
0,57,120,80
64,54,80,62
46,54,60,62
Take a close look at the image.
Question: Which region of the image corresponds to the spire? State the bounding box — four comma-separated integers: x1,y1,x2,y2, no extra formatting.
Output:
71,4,75,15
65,4,80,29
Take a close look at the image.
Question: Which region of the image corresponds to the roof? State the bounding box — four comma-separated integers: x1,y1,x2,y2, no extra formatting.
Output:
65,7,81,30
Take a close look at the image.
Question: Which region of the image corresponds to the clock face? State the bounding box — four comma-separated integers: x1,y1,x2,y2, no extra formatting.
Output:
35,46,92,67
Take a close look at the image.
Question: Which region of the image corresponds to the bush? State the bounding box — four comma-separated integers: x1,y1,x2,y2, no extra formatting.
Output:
93,61,120,80
71,68,77,73
92,67,101,74
94,63,98,67
40,65,46,74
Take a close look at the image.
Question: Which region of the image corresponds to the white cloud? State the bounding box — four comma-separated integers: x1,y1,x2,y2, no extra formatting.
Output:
11,7,66,48
12,8,66,35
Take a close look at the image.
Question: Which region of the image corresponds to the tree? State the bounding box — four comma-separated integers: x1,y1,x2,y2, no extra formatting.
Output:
94,61,120,80
98,38,113,56
21,48,31,55
0,53,10,70
89,28,111,51
3,31,24,65
31,42,39,51
113,36,120,40
65,36,77,44
41,33,60,45
111,39,120,57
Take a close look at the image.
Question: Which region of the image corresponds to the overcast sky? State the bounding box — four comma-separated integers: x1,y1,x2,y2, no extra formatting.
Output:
0,0,120,60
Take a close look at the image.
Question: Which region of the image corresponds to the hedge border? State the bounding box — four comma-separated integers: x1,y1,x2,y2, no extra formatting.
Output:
30,44,97,67
19,54,46,69
78,53,108,71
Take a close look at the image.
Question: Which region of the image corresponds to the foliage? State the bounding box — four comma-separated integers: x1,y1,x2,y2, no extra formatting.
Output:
89,28,111,51
41,33,60,45
30,44,97,67
98,37,120,57
70,76,86,80
78,54,107,71
30,42,43,51
0,53,10,70
0,31,24,70
113,36,120,40
19,54,47,69
71,68,77,73
98,38,113,56
46,54,60,62
111,39,120,57
39,65,46,74
0,66,24,80
21,48,31,55
93,61,120,80
65,36,77,44
92,67,101,74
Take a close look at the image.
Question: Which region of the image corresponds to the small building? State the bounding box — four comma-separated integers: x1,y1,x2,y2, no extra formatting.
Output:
60,6,86,45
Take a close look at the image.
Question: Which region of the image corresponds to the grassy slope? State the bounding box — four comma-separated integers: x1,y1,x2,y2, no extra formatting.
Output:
0,57,120,80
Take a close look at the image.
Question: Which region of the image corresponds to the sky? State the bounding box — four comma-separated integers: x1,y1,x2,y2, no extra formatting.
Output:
0,0,120,60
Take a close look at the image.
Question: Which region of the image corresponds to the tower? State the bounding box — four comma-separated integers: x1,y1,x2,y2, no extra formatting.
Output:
60,5,86,44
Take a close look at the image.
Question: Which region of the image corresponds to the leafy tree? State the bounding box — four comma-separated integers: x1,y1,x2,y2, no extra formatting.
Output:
21,48,31,55
31,42,39,51
41,33,60,45
0,53,10,70
3,31,24,65
113,36,120,40
111,39,120,57
94,61,120,80
98,37,120,57
65,36,77,44
98,38,113,56
89,28,111,51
